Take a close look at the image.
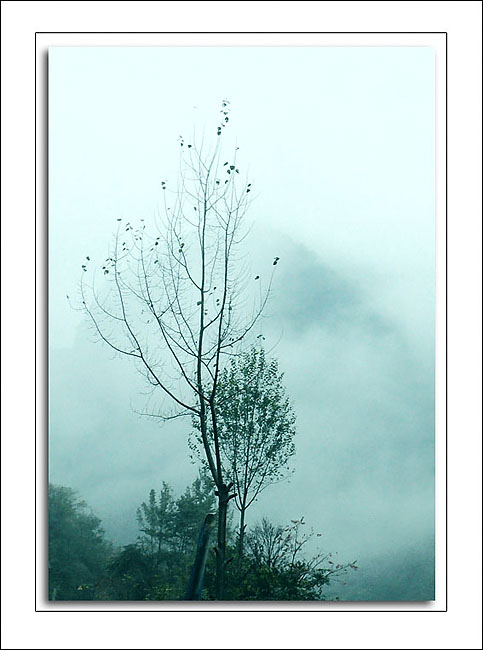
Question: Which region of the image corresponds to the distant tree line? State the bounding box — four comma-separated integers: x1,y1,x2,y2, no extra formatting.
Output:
49,480,356,601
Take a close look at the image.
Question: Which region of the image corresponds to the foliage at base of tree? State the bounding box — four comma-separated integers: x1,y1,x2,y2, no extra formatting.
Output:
50,480,356,601
207,518,357,601
101,473,216,600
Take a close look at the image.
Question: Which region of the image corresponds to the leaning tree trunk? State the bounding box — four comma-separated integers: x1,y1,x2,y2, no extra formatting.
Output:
185,513,216,600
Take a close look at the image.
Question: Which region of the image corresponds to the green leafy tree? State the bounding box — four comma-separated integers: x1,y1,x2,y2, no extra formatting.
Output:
192,346,296,557
136,482,175,569
131,475,217,600
172,473,216,555
48,484,112,600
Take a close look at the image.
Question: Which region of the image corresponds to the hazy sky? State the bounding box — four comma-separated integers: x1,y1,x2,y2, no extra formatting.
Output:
49,46,435,599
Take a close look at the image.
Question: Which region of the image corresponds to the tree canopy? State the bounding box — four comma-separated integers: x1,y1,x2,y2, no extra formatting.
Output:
48,484,112,600
191,345,296,555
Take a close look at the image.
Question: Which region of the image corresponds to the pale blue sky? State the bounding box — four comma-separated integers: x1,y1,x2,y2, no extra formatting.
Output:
49,46,435,599
50,46,434,348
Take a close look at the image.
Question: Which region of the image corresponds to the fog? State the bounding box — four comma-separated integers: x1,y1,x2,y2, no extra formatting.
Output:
49,45,435,600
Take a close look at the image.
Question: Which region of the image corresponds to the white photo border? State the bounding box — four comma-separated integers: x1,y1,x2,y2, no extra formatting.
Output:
35,30,447,613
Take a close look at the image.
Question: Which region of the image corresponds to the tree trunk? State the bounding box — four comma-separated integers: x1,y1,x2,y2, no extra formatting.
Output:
215,484,231,599
238,507,246,560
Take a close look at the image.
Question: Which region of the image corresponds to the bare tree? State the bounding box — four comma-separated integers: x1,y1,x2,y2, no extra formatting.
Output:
79,102,274,599
246,517,358,599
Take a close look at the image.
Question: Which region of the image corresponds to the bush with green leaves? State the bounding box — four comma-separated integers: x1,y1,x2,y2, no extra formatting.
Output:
222,517,358,601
